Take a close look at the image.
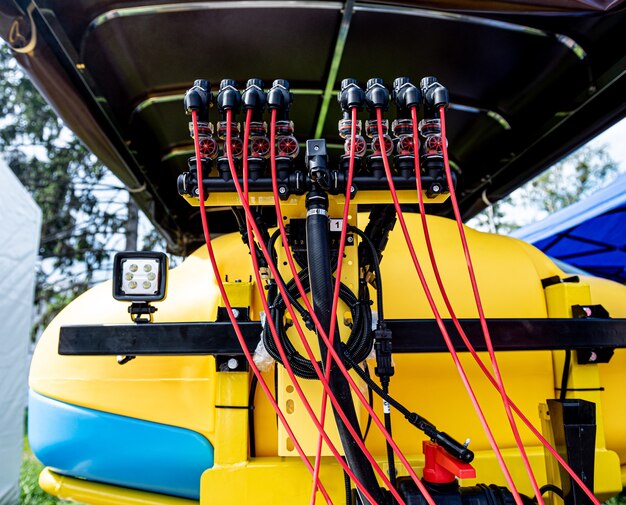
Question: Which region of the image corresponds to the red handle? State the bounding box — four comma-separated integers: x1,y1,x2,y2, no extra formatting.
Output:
423,441,476,484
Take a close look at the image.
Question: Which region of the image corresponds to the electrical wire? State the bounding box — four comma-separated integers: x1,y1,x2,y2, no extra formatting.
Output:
238,108,395,505
190,109,334,504
560,350,571,401
373,106,524,505
436,105,543,504
436,106,599,505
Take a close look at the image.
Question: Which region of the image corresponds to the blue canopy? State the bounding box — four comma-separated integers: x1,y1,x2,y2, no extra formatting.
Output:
511,172,626,284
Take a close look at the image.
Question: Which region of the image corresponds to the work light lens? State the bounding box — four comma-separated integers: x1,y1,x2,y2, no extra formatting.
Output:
121,258,160,295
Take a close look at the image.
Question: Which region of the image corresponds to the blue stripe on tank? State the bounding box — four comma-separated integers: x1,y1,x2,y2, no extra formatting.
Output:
28,390,214,499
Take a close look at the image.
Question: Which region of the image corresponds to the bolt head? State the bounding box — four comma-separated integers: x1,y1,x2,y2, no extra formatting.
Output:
347,235,354,244
227,358,239,369
278,186,287,194
232,308,240,319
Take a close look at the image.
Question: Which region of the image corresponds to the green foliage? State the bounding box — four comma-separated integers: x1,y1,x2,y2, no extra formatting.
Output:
469,144,620,234
0,43,129,335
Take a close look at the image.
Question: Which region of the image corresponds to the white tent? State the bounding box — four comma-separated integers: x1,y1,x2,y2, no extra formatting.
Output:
0,159,41,504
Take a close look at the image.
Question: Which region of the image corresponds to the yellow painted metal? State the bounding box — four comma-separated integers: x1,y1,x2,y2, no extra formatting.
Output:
274,199,364,456
543,279,622,500
218,277,253,310
213,371,249,465
39,467,198,505
30,213,626,503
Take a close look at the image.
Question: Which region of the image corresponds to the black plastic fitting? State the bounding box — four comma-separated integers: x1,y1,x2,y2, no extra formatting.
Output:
338,78,366,113
267,79,293,119
305,139,330,190
184,79,212,121
216,79,241,115
242,78,266,121
420,76,449,111
365,77,390,114
393,76,422,118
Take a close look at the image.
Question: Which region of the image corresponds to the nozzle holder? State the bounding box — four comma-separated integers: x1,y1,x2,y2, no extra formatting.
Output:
184,79,212,121
242,78,267,120
217,79,242,115
267,79,293,118
338,78,366,112
365,78,390,113
393,77,421,118
420,76,449,111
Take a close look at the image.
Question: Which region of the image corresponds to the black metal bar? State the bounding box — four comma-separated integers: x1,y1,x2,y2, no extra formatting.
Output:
546,399,596,505
59,318,626,357
192,173,445,194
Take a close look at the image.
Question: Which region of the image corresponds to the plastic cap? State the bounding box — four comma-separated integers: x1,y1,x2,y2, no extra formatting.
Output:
220,79,237,89
246,78,264,89
341,78,358,90
194,79,210,91
272,79,290,89
367,77,384,89
420,76,438,88
393,77,411,89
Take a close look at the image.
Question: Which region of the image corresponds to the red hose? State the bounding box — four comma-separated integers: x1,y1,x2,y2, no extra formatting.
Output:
374,107,524,505
237,109,399,505
436,105,600,505
191,110,333,504
265,108,439,503
436,106,542,502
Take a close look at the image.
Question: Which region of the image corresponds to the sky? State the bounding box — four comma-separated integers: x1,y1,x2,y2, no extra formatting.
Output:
588,117,626,168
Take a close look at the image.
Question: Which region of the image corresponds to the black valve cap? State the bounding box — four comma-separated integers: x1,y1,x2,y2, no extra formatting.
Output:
367,77,384,89
194,79,210,92
217,79,241,113
338,78,365,111
272,79,290,90
393,76,411,89
420,76,438,89
246,78,264,89
365,77,390,111
341,78,358,90
220,79,237,90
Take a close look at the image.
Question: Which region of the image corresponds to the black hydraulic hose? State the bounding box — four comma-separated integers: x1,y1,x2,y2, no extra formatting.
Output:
305,189,384,505
350,226,384,322
263,273,373,379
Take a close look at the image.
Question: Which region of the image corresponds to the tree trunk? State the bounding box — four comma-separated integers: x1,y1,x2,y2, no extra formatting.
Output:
125,192,139,251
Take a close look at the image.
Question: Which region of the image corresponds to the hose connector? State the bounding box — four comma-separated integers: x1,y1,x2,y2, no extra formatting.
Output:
365,78,390,114
184,79,212,120
420,76,449,111
267,79,293,119
242,78,266,120
393,77,421,118
217,79,241,116
338,78,365,113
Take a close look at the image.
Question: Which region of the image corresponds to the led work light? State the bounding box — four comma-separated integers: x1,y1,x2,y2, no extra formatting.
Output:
112,252,168,302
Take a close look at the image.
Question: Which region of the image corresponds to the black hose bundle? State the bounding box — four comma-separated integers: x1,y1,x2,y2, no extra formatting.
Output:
263,268,374,379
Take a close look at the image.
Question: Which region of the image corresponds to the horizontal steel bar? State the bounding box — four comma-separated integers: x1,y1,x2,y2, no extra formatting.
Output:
59,318,626,357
